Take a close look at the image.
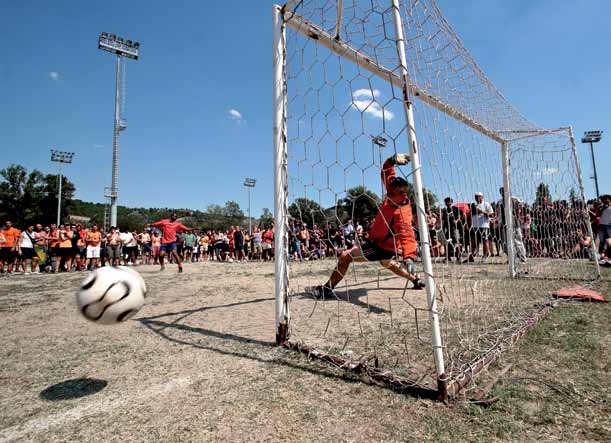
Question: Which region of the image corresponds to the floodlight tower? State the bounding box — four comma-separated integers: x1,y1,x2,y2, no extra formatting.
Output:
98,32,140,227
50,150,75,225
244,178,257,234
581,130,603,199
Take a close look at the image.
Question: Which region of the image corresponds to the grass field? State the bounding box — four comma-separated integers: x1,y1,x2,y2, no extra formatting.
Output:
0,261,608,442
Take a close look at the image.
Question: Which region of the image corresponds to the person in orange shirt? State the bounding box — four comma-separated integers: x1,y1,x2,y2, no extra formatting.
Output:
150,212,193,273
56,224,73,272
47,224,60,272
0,220,21,274
311,154,425,299
85,224,102,269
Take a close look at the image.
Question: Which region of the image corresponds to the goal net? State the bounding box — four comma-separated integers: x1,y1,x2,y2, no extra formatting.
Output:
273,0,600,401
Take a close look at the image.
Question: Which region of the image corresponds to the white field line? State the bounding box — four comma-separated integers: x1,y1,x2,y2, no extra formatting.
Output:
0,377,192,443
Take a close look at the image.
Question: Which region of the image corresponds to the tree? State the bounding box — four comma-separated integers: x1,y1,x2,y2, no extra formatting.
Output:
289,197,325,227
0,164,42,224
259,208,274,229
535,182,551,205
40,173,76,224
223,201,244,219
0,164,75,226
339,186,380,224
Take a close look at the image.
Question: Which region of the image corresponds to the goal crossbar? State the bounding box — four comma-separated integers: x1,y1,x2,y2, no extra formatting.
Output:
283,9,506,144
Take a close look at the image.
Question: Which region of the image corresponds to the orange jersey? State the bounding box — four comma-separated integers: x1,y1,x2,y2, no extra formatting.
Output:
2,226,21,248
368,158,417,259
1,227,21,248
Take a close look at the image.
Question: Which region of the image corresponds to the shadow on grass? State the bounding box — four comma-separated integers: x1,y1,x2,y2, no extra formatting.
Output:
136,297,437,400
40,378,108,401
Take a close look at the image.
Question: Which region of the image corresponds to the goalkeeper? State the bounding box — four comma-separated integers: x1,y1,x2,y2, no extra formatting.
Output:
312,153,425,298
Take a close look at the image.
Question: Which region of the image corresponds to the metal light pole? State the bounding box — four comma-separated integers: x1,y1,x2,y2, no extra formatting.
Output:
98,32,140,227
50,150,74,225
371,135,388,197
581,130,603,199
244,178,257,234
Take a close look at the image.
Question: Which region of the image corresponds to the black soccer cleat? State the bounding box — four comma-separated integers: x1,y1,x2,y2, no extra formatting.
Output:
412,278,425,290
310,284,334,299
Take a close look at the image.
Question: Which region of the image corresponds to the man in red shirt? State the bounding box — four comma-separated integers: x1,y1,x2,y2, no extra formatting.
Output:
150,213,193,273
311,154,424,298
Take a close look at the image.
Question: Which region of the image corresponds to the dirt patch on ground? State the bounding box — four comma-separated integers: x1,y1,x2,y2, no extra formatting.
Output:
0,261,608,442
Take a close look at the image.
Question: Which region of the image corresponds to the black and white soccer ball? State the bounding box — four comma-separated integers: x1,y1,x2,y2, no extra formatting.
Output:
76,266,147,325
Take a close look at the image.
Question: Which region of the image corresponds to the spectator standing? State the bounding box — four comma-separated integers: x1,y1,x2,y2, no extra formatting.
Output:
597,195,611,256
17,224,38,273
262,226,274,261
0,221,20,274
252,227,263,261
121,230,138,265
57,224,73,272
139,229,152,265
151,230,161,264
199,232,210,261
34,224,48,271
440,197,464,262
106,227,121,266
233,226,245,261
183,230,197,262
85,224,102,269
466,192,493,262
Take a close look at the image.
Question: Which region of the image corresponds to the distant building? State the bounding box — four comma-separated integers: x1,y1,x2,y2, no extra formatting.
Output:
68,215,91,224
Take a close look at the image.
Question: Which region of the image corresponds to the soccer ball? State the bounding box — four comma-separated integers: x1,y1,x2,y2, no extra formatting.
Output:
76,266,147,325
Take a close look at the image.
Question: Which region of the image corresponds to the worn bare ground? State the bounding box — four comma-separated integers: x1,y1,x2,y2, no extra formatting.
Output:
0,261,609,442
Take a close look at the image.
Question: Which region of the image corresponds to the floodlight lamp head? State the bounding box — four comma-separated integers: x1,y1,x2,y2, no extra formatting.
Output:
98,32,140,60
371,135,388,147
581,130,602,144
50,149,75,164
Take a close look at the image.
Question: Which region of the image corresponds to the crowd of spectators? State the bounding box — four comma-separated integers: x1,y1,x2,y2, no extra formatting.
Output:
429,191,611,265
0,222,280,274
1,193,609,275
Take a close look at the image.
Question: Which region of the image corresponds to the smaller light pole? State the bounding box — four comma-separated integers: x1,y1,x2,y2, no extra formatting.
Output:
371,135,388,197
581,130,603,199
244,178,257,234
50,150,75,225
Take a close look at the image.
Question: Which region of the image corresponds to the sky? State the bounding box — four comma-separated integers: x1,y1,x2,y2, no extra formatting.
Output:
1,0,609,219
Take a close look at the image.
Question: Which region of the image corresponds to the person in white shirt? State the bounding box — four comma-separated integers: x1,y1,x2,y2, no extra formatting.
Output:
17,224,39,273
120,230,138,265
465,192,494,262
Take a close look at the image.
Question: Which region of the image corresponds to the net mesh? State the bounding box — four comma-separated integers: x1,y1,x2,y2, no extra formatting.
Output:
279,0,599,396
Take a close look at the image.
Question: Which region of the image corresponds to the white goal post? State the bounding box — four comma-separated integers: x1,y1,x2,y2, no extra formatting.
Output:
273,0,600,401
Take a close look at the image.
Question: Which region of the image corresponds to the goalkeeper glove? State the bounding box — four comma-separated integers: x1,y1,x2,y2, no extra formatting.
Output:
389,153,411,166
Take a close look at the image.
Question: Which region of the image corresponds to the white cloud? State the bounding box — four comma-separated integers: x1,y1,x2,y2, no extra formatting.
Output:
49,71,61,81
353,88,380,99
93,144,104,149
352,99,394,120
351,88,393,120
229,108,243,121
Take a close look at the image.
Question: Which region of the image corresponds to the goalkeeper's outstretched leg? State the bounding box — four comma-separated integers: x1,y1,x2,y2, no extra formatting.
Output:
311,153,426,299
